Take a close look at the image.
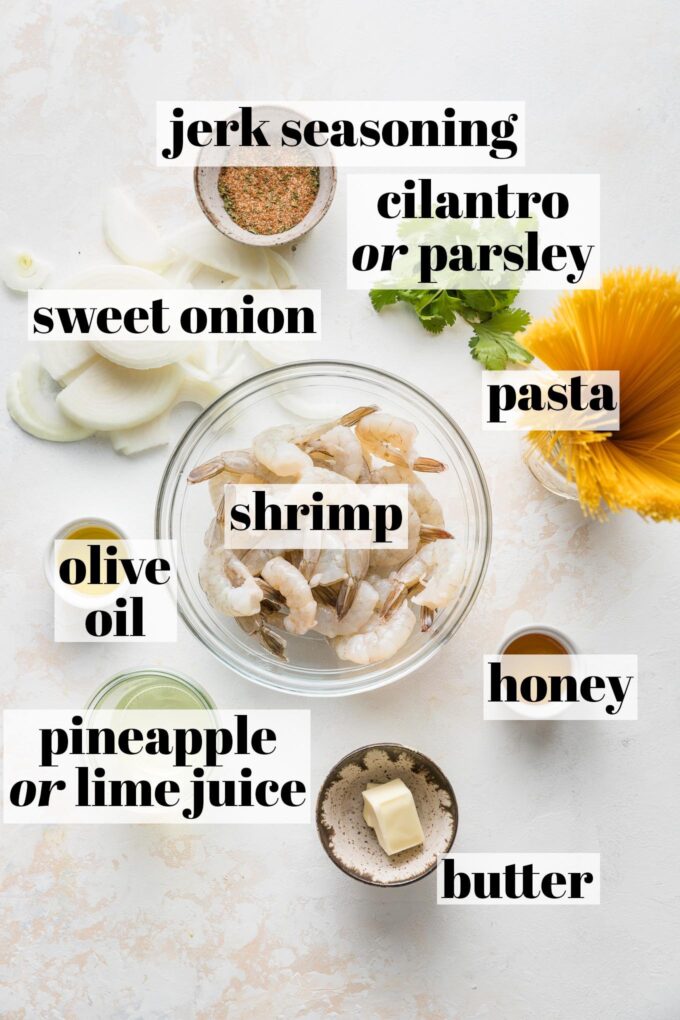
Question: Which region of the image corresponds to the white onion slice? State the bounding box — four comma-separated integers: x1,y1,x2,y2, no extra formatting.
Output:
182,340,239,377
266,250,298,288
109,412,171,455
57,359,182,430
63,265,173,289
275,391,346,421
103,188,175,270
176,374,224,409
90,338,194,370
1,248,51,292
249,339,317,367
39,340,97,385
7,354,92,442
178,349,251,407
169,220,274,286
162,257,200,287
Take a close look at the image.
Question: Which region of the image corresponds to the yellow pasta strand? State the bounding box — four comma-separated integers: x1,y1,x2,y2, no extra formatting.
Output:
525,268,680,520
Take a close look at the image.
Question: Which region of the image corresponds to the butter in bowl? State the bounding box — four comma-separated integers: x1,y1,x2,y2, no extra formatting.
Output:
316,743,458,887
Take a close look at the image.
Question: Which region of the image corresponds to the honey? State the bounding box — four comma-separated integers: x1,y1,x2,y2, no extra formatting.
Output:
502,631,568,656
500,628,571,706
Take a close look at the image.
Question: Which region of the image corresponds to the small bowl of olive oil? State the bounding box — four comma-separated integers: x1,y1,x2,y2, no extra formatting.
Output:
44,517,129,609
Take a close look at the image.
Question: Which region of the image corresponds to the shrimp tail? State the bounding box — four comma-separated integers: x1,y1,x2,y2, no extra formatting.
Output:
420,605,436,632
188,455,226,484
336,575,358,619
380,582,408,620
259,624,288,661
339,405,379,427
420,525,454,544
256,578,287,610
412,457,446,473
314,584,339,608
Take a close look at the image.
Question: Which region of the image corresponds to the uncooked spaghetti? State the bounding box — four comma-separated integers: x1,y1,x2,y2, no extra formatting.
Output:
524,268,680,520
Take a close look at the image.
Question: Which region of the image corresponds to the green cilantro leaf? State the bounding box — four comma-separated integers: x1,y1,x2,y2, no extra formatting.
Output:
369,287,532,368
468,307,533,370
458,288,519,314
369,289,400,311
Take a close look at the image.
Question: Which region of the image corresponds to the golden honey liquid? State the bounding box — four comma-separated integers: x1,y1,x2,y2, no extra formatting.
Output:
501,632,569,705
57,527,127,597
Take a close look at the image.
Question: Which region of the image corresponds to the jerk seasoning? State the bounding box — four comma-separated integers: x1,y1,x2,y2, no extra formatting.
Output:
218,165,320,235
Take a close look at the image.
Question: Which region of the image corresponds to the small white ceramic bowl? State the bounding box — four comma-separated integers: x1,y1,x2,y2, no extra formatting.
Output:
194,105,337,247
44,516,129,610
497,625,578,719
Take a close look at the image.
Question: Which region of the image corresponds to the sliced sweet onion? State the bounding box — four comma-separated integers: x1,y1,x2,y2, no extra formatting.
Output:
90,338,194,370
162,256,200,287
1,248,51,292
63,265,173,289
109,412,171,455
57,359,182,430
249,339,317,367
169,220,274,286
266,250,298,289
7,354,93,442
39,340,97,385
103,188,175,271
182,339,240,377
176,373,224,409
178,349,251,407
275,391,346,421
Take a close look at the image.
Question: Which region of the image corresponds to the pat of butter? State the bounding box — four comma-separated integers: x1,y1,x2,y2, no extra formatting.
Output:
362,779,424,856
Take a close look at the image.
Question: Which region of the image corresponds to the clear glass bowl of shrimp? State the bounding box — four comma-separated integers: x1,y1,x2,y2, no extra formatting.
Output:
156,360,491,697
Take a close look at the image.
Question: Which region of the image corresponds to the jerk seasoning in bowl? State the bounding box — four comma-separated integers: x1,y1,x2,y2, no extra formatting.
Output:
194,105,337,247
156,361,491,696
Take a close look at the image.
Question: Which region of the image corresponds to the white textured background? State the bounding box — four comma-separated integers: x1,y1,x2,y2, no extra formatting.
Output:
2,2,680,1018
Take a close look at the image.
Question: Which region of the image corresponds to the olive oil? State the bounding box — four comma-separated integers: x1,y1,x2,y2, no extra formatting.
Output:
57,524,127,597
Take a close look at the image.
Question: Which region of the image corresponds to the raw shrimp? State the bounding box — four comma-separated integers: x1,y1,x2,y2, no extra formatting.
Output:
309,546,348,588
371,465,445,526
369,504,422,574
314,580,379,638
236,614,287,660
253,425,315,478
199,546,263,617
305,425,365,481
356,412,445,472
382,539,458,618
188,449,260,485
241,546,275,576
412,539,460,610
261,556,317,635
299,547,321,581
380,544,433,619
366,574,394,611
253,406,377,479
336,547,370,618
333,601,416,665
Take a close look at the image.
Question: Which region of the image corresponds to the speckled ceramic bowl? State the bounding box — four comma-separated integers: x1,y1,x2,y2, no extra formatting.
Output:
194,105,337,247
316,743,458,887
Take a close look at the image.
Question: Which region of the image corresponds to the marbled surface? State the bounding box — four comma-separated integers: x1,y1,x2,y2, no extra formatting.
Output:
1,1,679,1017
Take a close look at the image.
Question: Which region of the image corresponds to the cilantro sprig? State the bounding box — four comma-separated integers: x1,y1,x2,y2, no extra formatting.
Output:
369,287,533,370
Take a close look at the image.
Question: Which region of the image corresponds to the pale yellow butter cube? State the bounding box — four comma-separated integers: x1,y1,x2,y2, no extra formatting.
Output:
362,778,424,856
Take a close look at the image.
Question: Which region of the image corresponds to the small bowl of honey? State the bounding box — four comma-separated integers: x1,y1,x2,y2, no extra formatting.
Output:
498,625,578,719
